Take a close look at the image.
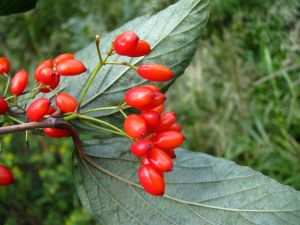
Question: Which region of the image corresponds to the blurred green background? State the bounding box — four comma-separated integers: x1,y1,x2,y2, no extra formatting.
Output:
0,0,300,224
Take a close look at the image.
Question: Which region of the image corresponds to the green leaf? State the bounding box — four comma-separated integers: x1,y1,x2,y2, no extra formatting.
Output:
74,142,300,225
59,0,210,119
0,0,37,16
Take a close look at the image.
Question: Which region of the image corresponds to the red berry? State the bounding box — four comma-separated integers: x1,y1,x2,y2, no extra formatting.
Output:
142,157,150,165
147,148,173,172
0,165,14,186
155,112,176,132
36,67,55,85
0,57,10,74
44,128,70,138
143,92,166,110
124,86,154,108
34,59,53,80
26,98,51,122
141,84,160,93
46,105,57,115
113,32,139,55
131,139,153,156
10,69,28,95
55,93,78,113
39,75,60,93
56,59,86,76
137,64,174,82
150,104,164,114
140,110,161,131
165,148,176,159
127,40,151,57
168,123,182,132
53,53,74,64
138,165,165,196
0,98,8,114
124,114,147,138
152,131,184,150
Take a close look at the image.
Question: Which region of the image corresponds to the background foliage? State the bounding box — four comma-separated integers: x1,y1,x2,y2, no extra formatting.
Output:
0,0,299,224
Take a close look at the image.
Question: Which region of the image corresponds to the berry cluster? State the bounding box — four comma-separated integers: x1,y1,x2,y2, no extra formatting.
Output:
113,32,184,196
0,31,184,196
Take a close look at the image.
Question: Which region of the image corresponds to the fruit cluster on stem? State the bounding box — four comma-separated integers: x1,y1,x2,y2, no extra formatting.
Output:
0,31,183,196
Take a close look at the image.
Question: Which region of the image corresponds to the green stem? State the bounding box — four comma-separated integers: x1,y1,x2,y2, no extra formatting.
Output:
78,114,131,140
95,35,103,64
104,61,138,70
80,106,118,115
80,120,125,137
3,75,11,97
5,115,24,124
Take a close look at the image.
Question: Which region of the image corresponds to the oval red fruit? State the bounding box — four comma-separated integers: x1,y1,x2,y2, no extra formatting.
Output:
141,84,160,93
46,105,57,115
55,93,78,113
155,112,176,132
0,57,10,74
143,92,166,110
131,139,153,157
0,165,14,186
124,114,147,138
36,67,55,85
44,128,70,138
10,69,28,95
124,86,154,108
0,98,8,114
140,110,161,131
138,165,165,196
56,59,86,76
150,104,164,114
165,148,176,159
26,98,51,122
34,59,53,80
137,64,173,82
168,123,182,132
113,32,139,55
127,40,151,57
152,131,184,150
147,148,173,172
53,53,74,64
39,75,60,93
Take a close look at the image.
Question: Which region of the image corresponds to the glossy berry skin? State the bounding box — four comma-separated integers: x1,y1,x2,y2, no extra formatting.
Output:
127,40,151,57
131,139,153,157
141,84,160,93
147,148,173,172
168,123,182,132
165,148,176,159
113,32,139,55
140,110,161,131
143,92,166,110
138,165,165,196
150,104,164,114
36,67,54,85
34,59,53,80
0,57,10,74
53,53,74,64
10,69,28,95
56,59,86,76
152,131,184,150
155,112,176,132
44,128,70,138
26,98,51,122
124,114,147,138
0,165,14,186
55,93,78,113
46,106,57,115
124,86,154,108
137,64,174,82
39,75,60,93
0,98,8,114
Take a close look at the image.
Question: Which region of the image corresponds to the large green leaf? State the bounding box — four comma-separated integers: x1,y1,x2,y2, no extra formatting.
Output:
58,0,210,120
74,142,300,225
67,0,299,224
0,0,37,16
